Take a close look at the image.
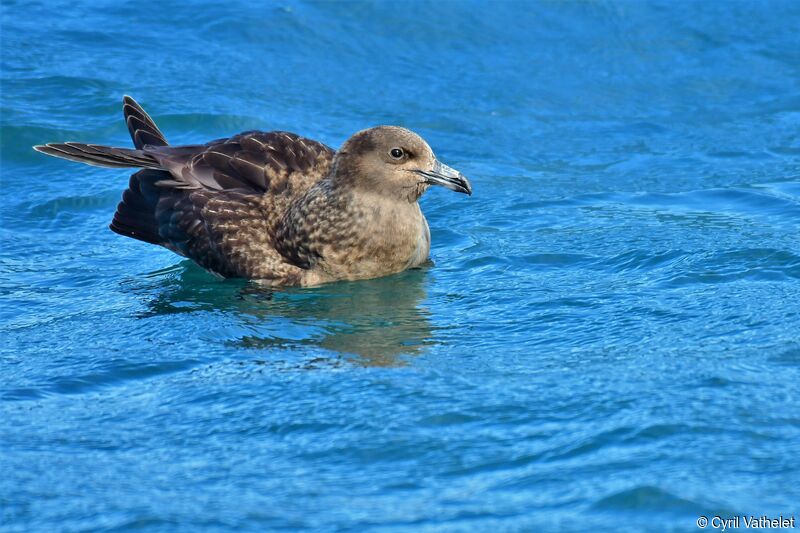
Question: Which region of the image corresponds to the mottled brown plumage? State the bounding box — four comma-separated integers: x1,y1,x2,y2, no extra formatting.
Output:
34,96,472,286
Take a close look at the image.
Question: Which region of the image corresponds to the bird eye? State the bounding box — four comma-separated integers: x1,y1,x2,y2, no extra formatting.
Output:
389,147,404,159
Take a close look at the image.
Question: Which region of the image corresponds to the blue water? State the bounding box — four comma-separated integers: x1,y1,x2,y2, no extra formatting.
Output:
2,1,800,531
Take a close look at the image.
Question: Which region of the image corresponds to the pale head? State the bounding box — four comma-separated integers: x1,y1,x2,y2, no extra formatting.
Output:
332,126,472,202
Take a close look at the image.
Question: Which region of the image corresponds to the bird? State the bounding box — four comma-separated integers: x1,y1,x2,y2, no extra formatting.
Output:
34,96,472,287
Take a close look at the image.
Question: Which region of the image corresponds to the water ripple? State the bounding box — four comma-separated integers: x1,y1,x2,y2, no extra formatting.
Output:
3,1,800,530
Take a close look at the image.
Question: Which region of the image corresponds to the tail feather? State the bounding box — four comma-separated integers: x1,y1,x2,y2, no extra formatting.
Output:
123,95,168,149
33,142,158,169
34,95,168,168
109,170,167,246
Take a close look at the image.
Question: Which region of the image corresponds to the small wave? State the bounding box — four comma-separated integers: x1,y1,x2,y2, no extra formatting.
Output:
24,191,119,218
592,485,707,515
657,248,800,287
615,186,800,224
1,359,201,401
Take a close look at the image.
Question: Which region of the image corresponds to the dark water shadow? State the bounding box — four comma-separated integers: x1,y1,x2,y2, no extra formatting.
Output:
132,262,436,367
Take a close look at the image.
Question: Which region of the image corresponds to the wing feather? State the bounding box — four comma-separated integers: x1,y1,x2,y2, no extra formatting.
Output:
143,131,334,196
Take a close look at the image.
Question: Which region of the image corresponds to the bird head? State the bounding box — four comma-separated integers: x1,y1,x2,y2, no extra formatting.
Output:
333,126,472,202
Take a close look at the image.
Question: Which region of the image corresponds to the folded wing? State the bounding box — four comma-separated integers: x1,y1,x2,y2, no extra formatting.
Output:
112,131,335,279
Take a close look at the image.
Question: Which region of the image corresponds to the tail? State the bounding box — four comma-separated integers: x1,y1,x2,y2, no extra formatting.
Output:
33,96,174,247
122,95,168,149
33,95,168,168
109,169,168,246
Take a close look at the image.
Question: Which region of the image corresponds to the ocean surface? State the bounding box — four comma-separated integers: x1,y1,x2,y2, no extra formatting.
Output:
2,1,800,531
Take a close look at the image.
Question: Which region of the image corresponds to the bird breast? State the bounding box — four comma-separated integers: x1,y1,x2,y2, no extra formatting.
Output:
314,198,430,281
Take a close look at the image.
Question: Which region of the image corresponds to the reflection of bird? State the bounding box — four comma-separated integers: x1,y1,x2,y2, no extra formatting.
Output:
35,97,472,286
139,263,434,366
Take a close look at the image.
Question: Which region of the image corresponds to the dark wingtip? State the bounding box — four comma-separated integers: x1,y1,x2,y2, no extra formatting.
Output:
122,95,141,111
33,144,60,156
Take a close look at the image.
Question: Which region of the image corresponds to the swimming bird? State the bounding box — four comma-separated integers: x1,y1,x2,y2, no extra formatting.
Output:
34,97,472,286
